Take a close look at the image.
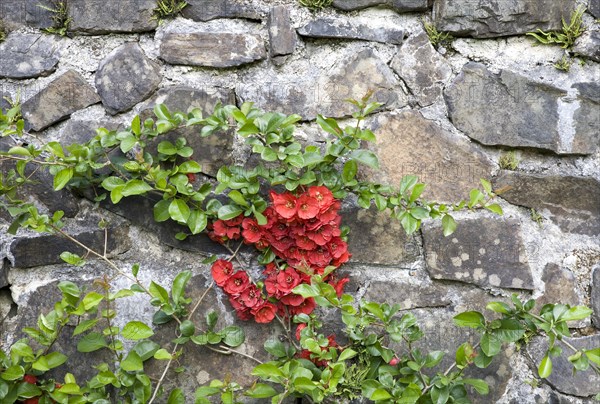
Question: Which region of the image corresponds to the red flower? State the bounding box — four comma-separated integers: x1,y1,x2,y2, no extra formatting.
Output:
23,374,38,384
289,297,316,316
212,218,242,240
295,323,307,340
319,201,341,222
242,218,262,244
186,173,197,183
23,398,40,404
223,271,250,296
307,224,339,246
211,259,234,287
252,301,277,323
296,235,317,250
229,296,253,321
389,357,400,366
280,292,305,307
308,246,332,267
276,268,301,295
270,191,298,219
328,237,348,259
240,284,262,308
329,277,350,297
309,186,334,211
297,194,320,220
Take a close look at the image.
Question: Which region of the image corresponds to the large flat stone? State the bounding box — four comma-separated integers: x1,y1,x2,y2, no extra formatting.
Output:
181,0,262,22
0,33,62,79
573,29,600,62
298,18,404,44
433,0,576,38
590,0,600,18
141,86,236,177
364,110,494,202
493,171,600,236
364,281,451,309
237,48,403,120
445,63,599,155
592,265,600,329
60,119,122,146
0,260,8,289
9,225,130,268
343,207,421,265
0,0,54,29
391,31,452,106
69,0,157,34
160,32,266,68
22,70,100,131
423,217,533,290
268,6,296,57
95,43,162,115
528,335,600,397
537,263,582,308
332,0,431,12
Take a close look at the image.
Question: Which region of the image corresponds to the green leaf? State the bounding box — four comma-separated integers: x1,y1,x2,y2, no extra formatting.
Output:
180,320,196,337
400,175,418,195
560,306,593,322
131,115,141,136
218,205,244,221
121,350,143,372
73,319,100,336
316,115,342,136
58,281,80,298
119,134,137,152
462,378,489,395
424,351,444,368
179,161,201,174
53,167,73,190
585,348,600,366
264,339,288,358
154,199,172,222
77,332,108,352
480,332,502,357
122,321,154,340
486,301,511,314
187,209,207,234
342,160,358,182
349,150,380,169
338,348,358,361
82,291,104,310
371,388,393,401
485,203,503,215
538,354,552,378
431,385,449,404
251,363,284,379
169,199,191,223
221,326,245,347
154,104,172,121
167,388,185,404
122,180,153,197
245,383,278,398
133,340,160,361
493,319,525,342
154,348,172,360
101,176,125,191
228,190,248,207
60,252,86,266
172,270,192,305
453,311,485,328
158,141,178,155
442,214,457,236
1,365,24,381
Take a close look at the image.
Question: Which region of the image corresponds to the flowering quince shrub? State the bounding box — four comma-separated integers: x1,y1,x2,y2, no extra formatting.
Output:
0,97,599,404
209,186,349,324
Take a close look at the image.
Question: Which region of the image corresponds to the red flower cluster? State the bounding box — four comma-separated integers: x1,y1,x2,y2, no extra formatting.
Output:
210,186,350,323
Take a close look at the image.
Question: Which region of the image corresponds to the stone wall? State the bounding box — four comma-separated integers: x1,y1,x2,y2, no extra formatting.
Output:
1,0,599,402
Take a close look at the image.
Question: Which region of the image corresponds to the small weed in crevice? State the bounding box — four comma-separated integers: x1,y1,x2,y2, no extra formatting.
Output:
498,151,519,170
422,18,453,48
527,6,585,49
0,20,7,43
554,54,572,71
39,0,71,36
530,208,544,227
153,0,188,21
298,0,333,11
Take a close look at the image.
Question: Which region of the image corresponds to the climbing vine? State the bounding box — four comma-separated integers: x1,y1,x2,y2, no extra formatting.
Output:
0,95,598,403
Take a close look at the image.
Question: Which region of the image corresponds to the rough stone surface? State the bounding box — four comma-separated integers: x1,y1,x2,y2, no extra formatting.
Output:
61,119,122,145
0,91,11,112
9,225,130,268
391,31,452,106
592,265,600,329
445,63,599,155
237,48,403,120
69,0,157,34
528,335,600,397
590,0,600,18
182,0,262,22
493,171,600,236
21,70,100,131
19,164,80,218
332,0,431,12
573,29,600,62
160,32,266,68
365,110,494,202
0,0,55,29
298,18,404,44
537,263,582,308
95,43,161,115
364,281,451,309
343,207,421,265
141,85,236,177
433,0,576,38
0,260,8,289
268,6,296,57
423,217,533,290
0,289,12,324
0,33,62,79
